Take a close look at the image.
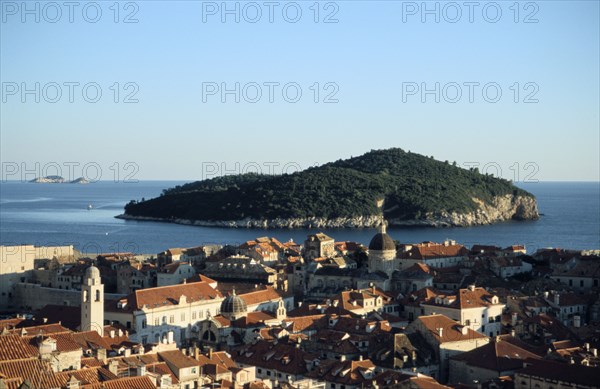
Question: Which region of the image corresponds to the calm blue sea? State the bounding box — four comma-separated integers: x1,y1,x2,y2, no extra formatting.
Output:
0,181,598,255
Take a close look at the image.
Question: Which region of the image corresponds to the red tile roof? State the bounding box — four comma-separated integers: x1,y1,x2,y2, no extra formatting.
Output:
128,281,222,310
412,314,487,344
238,286,282,306
451,337,541,371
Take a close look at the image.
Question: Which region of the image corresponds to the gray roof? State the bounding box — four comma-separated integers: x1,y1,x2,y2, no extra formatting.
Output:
369,233,396,251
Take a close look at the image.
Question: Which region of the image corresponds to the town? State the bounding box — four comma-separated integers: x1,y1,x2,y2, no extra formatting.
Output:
1,222,599,389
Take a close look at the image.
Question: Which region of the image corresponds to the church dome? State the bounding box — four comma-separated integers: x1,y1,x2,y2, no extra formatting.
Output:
369,232,396,251
220,292,247,317
85,265,101,279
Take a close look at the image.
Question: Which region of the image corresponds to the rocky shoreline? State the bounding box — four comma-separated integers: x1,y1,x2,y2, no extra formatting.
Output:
116,195,539,229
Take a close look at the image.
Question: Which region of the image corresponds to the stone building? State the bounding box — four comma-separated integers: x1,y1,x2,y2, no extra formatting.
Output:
367,222,398,280
0,245,35,308
80,265,104,336
304,233,335,260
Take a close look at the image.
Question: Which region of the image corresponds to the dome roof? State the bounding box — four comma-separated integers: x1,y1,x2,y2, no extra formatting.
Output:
369,232,396,251
220,292,247,315
85,265,101,279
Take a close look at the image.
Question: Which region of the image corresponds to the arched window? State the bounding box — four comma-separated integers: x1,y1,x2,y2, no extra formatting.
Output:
95,289,101,302
83,290,88,302
202,330,217,342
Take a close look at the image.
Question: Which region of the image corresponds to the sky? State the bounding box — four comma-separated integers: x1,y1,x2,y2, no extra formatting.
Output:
1,0,599,182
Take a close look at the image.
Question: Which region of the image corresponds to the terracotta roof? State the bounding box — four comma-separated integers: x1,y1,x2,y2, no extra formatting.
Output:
412,314,487,344
401,242,469,259
232,340,318,375
0,319,24,332
0,358,64,388
81,375,157,389
166,248,184,256
451,337,541,371
306,359,378,385
129,281,222,310
422,287,501,310
0,334,38,361
410,375,453,389
159,350,201,369
282,315,328,333
161,261,190,274
7,323,71,336
516,358,600,387
145,362,179,384
238,286,281,306
231,311,276,328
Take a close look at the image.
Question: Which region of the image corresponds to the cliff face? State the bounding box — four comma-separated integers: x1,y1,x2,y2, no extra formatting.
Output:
389,195,539,227
117,194,538,228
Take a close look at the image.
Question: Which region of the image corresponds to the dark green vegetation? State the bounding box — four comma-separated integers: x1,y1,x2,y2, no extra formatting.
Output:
123,148,534,221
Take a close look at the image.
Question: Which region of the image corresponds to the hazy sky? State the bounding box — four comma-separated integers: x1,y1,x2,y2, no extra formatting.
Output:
1,0,599,182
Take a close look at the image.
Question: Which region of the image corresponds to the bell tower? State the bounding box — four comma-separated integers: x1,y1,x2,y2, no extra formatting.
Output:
81,266,104,336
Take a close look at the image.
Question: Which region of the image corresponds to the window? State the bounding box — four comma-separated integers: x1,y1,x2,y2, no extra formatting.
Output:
258,369,262,374
267,371,271,376
154,318,159,326
142,319,147,329
162,316,167,325
192,312,197,320
141,336,148,344
580,280,584,287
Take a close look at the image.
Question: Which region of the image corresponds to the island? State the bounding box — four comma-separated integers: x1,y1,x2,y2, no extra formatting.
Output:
117,148,539,228
29,176,90,184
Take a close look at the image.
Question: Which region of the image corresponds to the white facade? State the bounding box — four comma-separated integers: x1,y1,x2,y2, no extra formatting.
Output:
81,266,105,336
157,262,196,287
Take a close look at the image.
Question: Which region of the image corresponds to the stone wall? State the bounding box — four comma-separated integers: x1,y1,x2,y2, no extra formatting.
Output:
14,283,124,310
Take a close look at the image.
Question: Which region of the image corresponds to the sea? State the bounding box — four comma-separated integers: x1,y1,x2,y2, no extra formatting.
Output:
0,181,598,255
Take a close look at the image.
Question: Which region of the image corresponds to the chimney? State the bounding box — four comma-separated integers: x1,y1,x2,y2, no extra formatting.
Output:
510,329,516,338
592,348,598,357
358,355,363,361
468,285,476,291
554,293,560,306
543,291,549,299
97,348,107,363
437,327,443,337
461,326,469,335
511,312,518,326
108,360,119,375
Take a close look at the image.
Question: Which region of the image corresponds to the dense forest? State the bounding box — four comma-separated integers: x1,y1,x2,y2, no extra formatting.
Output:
123,148,534,222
